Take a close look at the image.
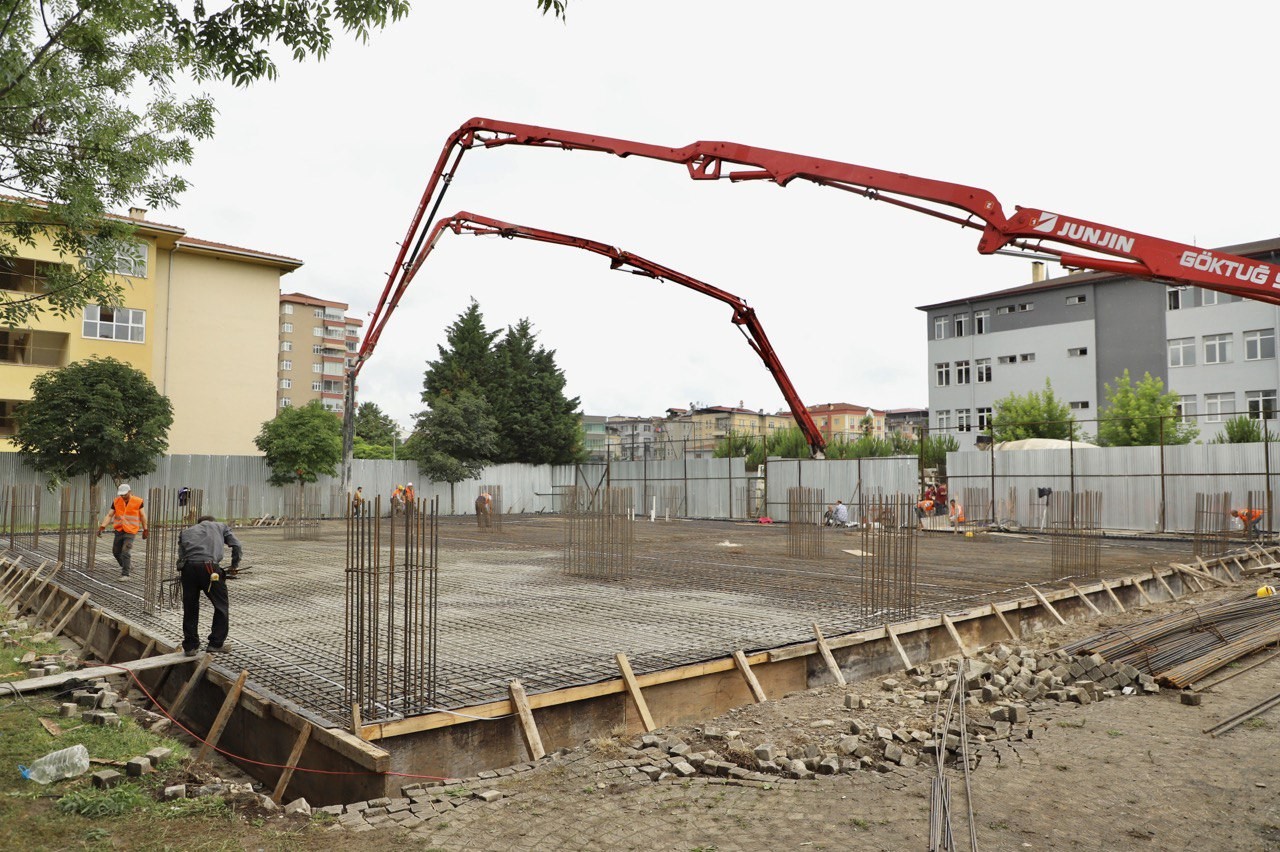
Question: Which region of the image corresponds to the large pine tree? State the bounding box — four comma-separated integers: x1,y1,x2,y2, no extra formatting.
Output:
421,299,499,403
489,318,583,464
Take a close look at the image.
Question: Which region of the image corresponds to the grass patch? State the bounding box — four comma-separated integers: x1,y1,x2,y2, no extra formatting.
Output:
1106,730,1124,738
56,786,150,817
1244,717,1269,730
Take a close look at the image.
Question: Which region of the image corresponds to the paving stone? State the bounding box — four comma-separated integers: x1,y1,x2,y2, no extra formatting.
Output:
284,797,312,816
319,805,344,816
338,811,367,827
125,756,153,777
474,789,504,802
363,806,388,817
146,747,173,766
161,784,186,800
368,796,392,808
672,761,697,777
92,770,123,789
639,765,663,781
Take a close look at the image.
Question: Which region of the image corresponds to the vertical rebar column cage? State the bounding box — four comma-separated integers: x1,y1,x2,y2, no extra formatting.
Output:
859,494,918,622
57,485,99,569
477,484,503,531
787,486,825,559
143,487,204,615
226,485,249,527
1242,489,1270,543
1193,492,1231,558
284,484,322,541
344,496,439,725
1048,491,1102,580
562,485,634,580
4,484,41,550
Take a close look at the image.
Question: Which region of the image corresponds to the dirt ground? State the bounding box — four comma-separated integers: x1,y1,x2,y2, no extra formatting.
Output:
318,580,1280,852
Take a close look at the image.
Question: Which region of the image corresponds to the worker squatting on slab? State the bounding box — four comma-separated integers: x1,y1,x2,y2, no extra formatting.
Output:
98,484,148,579
476,491,493,527
176,515,242,656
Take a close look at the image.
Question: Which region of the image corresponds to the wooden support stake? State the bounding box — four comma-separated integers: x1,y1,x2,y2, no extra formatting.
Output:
271,723,312,805
508,679,545,760
102,624,129,665
1132,576,1154,605
615,653,656,732
989,603,1018,640
350,704,363,739
1026,584,1067,625
50,592,89,637
812,623,846,686
0,556,28,600
1172,565,1206,592
41,596,70,631
732,650,767,703
79,610,103,660
169,653,211,719
120,639,157,700
885,623,913,670
195,669,248,764
33,582,63,624
940,614,968,658
1099,578,1126,613
1068,582,1102,616
5,560,48,609
1152,568,1178,601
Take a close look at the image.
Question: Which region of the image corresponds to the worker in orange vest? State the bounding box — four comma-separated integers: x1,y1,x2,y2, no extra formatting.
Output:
98,483,148,579
1232,508,1264,540
948,498,965,531
475,491,493,528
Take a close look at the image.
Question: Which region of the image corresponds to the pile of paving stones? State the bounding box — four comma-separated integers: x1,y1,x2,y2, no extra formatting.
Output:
320,783,510,833
63,677,131,726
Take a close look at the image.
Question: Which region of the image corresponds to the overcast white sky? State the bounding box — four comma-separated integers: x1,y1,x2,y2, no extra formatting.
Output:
167,2,1277,429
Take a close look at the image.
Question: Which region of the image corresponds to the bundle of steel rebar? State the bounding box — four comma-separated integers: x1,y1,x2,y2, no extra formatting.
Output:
1063,594,1280,687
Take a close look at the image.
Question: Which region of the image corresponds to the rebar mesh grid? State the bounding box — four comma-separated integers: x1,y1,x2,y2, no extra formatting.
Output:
562,486,634,579
859,495,918,622
143,487,204,615
477,485,503,531
1194,492,1231,558
345,496,439,725
57,485,99,570
284,484,322,541
1048,491,1102,580
786,487,825,559
3,484,41,550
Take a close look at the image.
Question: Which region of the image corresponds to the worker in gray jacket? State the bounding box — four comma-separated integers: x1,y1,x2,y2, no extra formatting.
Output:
176,515,242,656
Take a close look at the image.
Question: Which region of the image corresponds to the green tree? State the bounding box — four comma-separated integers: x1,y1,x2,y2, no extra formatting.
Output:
422,299,499,403
254,401,341,486
488,318,583,464
991,379,1076,441
405,390,498,484
921,433,959,470
13,356,173,486
1212,415,1262,444
0,2,564,326
1096,369,1197,446
352,436,394,460
354,401,399,446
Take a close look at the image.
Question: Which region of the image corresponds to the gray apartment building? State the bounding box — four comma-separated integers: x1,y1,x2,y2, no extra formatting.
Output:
919,237,1280,448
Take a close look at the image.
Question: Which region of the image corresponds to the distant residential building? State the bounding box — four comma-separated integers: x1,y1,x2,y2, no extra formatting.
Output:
807,402,886,444
277,293,362,415
581,414,619,461
885,408,928,439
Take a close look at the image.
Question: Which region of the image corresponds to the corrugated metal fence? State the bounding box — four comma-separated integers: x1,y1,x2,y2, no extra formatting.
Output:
947,442,1280,533
763,456,919,522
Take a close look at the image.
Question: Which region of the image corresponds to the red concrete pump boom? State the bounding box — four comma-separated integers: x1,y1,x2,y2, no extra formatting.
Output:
365,211,829,458
365,118,1280,371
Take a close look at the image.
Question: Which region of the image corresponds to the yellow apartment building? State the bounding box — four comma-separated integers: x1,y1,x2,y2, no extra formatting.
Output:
0,207,302,455
277,293,362,414
808,402,887,445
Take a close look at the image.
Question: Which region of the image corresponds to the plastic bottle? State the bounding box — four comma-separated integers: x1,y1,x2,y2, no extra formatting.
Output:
20,743,90,784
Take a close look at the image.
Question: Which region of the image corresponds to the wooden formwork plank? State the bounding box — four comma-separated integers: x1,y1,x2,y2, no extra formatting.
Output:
884,623,913,670
2,652,192,694
169,654,212,719
1068,582,1103,616
271,723,313,805
990,603,1018,640
4,559,48,609
0,556,29,602
195,669,248,764
940,614,968,658
508,679,546,760
1098,579,1126,613
615,653,656,732
1172,565,1205,592
50,592,90,637
812,623,846,686
732,650,767,704
1026,584,1067,625
1152,568,1178,601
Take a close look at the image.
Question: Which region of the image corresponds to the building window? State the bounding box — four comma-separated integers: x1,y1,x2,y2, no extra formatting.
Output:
312,326,323,337
107,241,147,278
1176,395,1196,423
936,410,951,431
997,355,1016,365
1168,337,1195,367
82,305,145,342
1017,302,1034,312
996,305,1014,316
935,362,951,387
933,316,949,340
974,310,990,334
280,359,292,371
312,380,322,392
280,378,292,389
281,322,293,333
312,344,323,355
1070,401,1090,410
1067,346,1088,357
977,407,992,430
974,358,992,383
312,363,323,373
1066,294,1087,305
953,313,968,337
1020,353,1036,362
1205,392,1234,422
314,308,324,317
1245,329,1276,361
1168,288,1185,310
279,398,292,408
280,341,292,352
956,409,972,432
281,303,294,315
1247,390,1277,420
1204,333,1232,364
1201,288,1219,306
955,360,971,384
